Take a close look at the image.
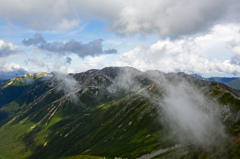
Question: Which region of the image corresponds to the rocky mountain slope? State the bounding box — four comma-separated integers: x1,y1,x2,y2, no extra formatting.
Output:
0,67,239,159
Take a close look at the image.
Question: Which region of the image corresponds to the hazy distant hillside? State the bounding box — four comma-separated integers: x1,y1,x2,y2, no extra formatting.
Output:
190,74,240,90
0,69,28,81
0,67,239,159
0,80,7,84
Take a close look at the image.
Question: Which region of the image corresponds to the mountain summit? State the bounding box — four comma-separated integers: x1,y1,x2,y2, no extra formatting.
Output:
0,67,239,159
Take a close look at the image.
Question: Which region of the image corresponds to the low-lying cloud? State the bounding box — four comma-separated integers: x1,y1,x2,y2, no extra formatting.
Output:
160,82,226,146
54,73,80,104
114,68,227,147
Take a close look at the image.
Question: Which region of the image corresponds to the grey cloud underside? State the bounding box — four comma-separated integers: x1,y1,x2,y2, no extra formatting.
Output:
104,48,118,54
22,33,45,46
0,0,239,36
23,33,118,58
38,39,104,57
231,55,240,65
66,57,72,64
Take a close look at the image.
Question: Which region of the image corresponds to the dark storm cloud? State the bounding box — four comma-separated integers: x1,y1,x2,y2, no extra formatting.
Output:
24,33,118,58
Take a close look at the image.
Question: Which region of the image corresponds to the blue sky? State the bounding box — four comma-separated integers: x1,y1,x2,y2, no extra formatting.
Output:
0,0,240,79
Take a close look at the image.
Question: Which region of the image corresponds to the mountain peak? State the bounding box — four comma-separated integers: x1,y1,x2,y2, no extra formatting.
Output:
1,72,52,88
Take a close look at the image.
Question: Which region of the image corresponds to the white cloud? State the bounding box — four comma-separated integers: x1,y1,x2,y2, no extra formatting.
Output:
27,58,45,67
0,62,28,79
0,62,23,72
0,40,19,57
227,30,240,55
112,29,240,75
56,18,80,30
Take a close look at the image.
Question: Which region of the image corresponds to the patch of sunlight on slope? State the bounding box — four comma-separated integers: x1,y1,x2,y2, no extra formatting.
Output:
0,114,65,159
0,117,34,159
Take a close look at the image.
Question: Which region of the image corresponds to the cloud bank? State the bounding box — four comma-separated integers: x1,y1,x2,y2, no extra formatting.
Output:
0,0,239,36
111,24,240,75
113,38,240,74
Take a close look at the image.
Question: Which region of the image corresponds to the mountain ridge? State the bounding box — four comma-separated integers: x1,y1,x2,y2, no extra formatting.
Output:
0,67,239,159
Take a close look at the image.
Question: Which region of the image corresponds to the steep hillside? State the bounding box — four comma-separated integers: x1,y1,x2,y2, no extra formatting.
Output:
225,78,240,90
0,73,52,124
0,67,239,159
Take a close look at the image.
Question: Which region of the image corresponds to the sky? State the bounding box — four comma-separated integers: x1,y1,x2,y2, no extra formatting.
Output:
0,0,240,79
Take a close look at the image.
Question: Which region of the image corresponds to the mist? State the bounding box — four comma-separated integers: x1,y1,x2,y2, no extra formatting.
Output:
159,81,227,146
116,68,227,147
54,72,80,104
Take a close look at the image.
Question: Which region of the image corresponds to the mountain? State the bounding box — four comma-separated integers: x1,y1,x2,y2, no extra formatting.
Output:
190,74,240,90
0,67,239,159
225,78,240,90
0,72,52,121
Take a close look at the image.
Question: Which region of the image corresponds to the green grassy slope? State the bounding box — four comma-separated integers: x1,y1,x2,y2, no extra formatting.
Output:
0,84,239,159
225,78,240,90
0,68,239,159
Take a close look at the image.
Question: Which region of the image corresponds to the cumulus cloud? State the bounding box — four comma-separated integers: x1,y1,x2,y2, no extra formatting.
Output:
23,33,118,58
112,37,240,75
0,63,27,80
0,40,19,57
227,31,240,54
0,0,239,36
225,27,240,65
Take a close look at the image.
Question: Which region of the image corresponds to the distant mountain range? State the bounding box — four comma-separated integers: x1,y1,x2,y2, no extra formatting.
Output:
190,74,240,90
0,69,27,81
0,67,239,159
